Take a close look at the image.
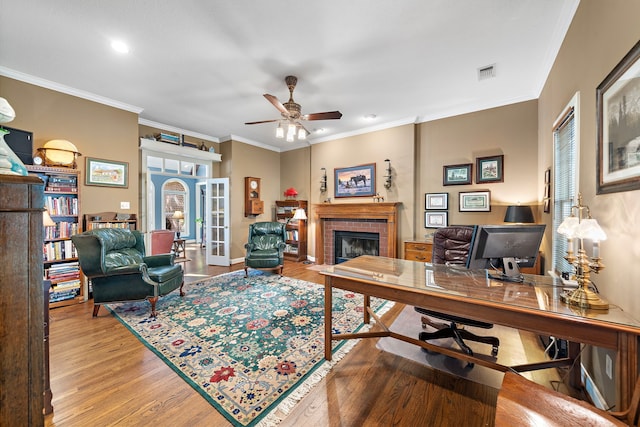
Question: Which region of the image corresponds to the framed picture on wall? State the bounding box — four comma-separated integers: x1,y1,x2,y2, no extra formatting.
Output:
475,155,504,184
597,39,640,194
334,163,376,198
443,163,472,185
425,211,448,228
85,157,129,188
459,191,491,212
425,192,448,210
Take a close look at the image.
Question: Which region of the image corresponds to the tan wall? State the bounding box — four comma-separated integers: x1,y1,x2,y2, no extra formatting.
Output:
308,124,416,259
225,140,281,260
280,147,311,200
418,100,539,229
537,0,640,404
1,76,140,219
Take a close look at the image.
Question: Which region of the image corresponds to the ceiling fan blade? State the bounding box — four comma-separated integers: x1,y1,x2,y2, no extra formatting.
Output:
245,119,279,125
264,94,289,115
303,111,343,121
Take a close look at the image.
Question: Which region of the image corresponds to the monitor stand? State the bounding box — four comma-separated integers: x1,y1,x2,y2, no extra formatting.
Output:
489,257,524,283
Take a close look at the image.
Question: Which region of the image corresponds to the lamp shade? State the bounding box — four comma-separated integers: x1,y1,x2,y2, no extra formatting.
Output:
172,210,184,220
43,210,56,227
576,218,607,241
557,215,579,238
504,205,534,223
292,208,307,221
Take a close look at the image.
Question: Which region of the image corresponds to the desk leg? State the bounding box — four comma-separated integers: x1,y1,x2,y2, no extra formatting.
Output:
363,294,370,325
324,277,333,361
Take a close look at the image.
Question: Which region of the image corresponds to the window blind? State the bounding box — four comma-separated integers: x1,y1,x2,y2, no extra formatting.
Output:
552,107,576,274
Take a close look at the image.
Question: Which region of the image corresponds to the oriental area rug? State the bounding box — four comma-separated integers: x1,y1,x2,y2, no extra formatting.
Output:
106,271,391,427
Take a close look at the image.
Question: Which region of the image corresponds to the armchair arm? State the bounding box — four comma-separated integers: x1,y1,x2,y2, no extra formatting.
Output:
138,263,160,297
143,254,175,267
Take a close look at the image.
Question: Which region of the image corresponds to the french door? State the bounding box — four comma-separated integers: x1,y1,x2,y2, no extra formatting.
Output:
205,178,230,266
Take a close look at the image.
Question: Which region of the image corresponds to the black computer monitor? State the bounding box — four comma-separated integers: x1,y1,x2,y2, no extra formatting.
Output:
466,224,546,281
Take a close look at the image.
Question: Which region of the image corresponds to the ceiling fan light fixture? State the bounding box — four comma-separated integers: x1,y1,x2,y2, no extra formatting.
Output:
276,122,284,138
298,127,306,140
286,132,294,142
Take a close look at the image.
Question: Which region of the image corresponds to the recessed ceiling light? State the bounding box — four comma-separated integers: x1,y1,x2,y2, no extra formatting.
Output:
111,40,130,54
364,114,377,121
313,128,326,133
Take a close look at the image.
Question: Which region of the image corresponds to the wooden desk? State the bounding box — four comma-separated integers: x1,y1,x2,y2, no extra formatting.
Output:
321,255,640,411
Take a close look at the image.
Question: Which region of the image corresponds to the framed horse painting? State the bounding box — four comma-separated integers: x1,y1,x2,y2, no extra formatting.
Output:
334,163,376,198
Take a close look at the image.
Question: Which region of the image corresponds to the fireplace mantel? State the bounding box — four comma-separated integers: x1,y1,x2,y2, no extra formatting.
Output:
314,202,400,264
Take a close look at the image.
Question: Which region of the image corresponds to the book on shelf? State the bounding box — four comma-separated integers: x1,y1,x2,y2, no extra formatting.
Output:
89,221,131,229
48,174,77,183
44,240,77,262
45,185,78,193
45,196,78,216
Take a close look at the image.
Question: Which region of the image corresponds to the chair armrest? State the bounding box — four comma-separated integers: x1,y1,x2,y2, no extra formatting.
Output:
143,254,175,267
245,242,255,252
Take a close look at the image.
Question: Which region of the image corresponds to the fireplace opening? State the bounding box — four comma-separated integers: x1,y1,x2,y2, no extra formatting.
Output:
334,231,380,264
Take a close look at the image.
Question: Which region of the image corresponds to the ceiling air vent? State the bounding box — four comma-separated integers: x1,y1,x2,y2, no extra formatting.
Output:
478,64,496,81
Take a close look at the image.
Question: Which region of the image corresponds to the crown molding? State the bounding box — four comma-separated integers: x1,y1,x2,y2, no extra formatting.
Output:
0,66,143,114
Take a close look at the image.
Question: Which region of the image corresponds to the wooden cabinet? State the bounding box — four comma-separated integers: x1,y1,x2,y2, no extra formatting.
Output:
275,200,307,262
404,240,433,262
27,165,84,308
83,211,137,230
0,174,45,426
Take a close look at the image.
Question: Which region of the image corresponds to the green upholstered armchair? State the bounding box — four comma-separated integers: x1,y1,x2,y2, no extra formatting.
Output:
244,221,287,277
71,228,184,317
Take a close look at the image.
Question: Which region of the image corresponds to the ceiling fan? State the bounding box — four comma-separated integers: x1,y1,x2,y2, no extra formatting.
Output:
245,75,342,140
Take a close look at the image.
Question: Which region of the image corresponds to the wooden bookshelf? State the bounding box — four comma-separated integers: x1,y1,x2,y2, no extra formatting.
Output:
83,211,137,231
275,200,307,262
26,165,84,308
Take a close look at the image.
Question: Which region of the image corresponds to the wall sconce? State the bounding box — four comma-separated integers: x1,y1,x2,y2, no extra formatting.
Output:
557,193,608,310
384,159,392,189
320,167,327,193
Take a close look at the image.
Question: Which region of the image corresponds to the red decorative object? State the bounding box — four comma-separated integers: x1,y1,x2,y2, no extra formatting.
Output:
284,187,298,198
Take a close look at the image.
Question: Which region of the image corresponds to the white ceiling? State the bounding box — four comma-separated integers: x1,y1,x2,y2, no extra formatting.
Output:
0,0,579,152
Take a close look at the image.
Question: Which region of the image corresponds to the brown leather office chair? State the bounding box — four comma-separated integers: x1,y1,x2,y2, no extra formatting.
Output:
496,371,640,426
415,225,500,357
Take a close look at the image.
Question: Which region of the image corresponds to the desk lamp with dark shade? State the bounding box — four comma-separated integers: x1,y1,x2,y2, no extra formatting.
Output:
504,205,535,223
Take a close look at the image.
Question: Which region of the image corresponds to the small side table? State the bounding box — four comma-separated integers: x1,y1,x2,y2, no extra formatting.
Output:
172,239,186,257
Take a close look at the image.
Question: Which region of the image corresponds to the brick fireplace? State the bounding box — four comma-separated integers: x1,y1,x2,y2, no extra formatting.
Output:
314,202,400,265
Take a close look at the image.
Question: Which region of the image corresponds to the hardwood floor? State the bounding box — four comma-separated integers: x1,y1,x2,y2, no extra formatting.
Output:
45,244,565,427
